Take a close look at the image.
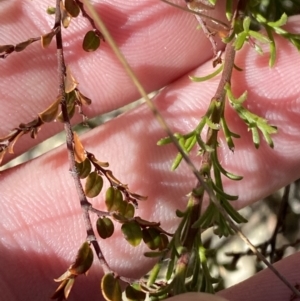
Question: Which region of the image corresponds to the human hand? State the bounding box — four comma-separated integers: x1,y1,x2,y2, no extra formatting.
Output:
1,1,300,300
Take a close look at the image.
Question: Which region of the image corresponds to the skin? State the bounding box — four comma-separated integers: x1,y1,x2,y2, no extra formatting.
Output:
1,1,300,300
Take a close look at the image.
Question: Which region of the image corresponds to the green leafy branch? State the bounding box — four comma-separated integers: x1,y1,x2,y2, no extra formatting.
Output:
136,43,246,300
59,0,300,299
133,0,300,299
225,83,277,148
227,0,300,67
60,0,300,299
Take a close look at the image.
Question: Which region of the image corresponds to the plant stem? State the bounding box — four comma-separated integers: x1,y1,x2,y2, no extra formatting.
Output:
54,0,111,275
199,28,300,299
201,39,235,176
75,0,104,40
269,185,290,263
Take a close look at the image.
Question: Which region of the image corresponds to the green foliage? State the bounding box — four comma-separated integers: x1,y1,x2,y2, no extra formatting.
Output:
227,0,300,66
119,201,135,218
245,0,300,22
101,273,122,301
85,171,103,198
69,242,94,275
52,242,93,300
225,83,278,148
46,6,56,15
97,217,115,239
121,221,143,247
105,187,123,211
75,158,92,179
142,228,162,250
144,0,300,298
65,0,80,18
83,30,101,52
125,285,147,301
233,16,271,51
189,64,223,82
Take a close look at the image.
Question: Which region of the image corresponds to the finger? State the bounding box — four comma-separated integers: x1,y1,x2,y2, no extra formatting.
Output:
167,293,229,301
1,17,300,300
218,252,300,301
0,0,227,162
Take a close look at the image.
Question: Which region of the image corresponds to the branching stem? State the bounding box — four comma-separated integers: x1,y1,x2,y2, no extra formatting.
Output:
75,0,105,41
54,0,111,275
269,185,290,263
200,34,300,298
201,39,235,173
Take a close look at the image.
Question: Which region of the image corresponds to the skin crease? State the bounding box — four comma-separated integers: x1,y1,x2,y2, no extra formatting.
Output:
1,1,300,300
